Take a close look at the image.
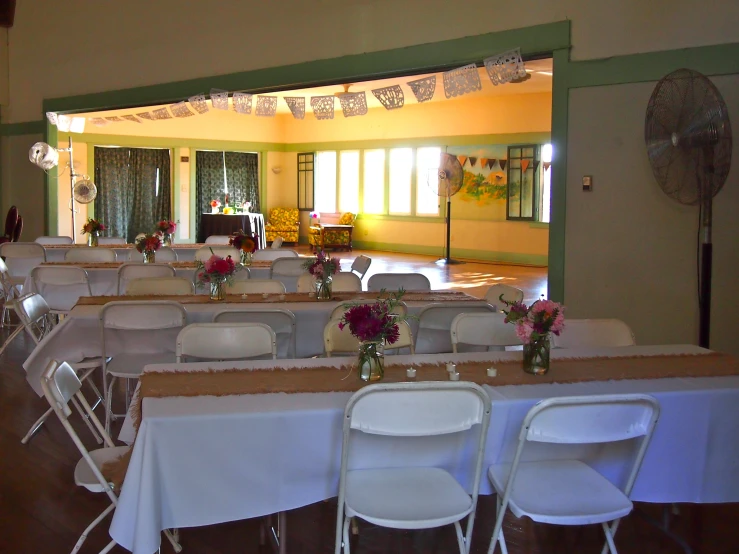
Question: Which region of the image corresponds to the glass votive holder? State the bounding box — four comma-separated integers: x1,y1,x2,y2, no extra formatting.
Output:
406,368,417,379
262,293,269,299
446,363,456,373
449,371,460,381
278,294,286,301
487,368,498,377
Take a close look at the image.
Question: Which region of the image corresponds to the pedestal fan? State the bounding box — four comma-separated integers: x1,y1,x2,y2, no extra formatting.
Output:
429,152,464,265
645,68,732,348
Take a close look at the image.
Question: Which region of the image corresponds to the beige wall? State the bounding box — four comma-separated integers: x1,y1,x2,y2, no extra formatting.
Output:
565,77,739,354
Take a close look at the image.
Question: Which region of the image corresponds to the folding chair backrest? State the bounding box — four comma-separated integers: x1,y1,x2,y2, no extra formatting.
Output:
416,302,496,354
329,300,407,323
32,266,89,285
101,301,186,330
324,319,360,356
97,237,126,245
176,322,277,361
350,255,371,279
125,277,194,296
484,284,524,311
551,318,636,348
296,272,314,293
254,248,298,261
213,308,296,358
346,382,490,437
31,267,92,312
226,279,286,294
332,272,362,292
270,237,284,248
65,248,117,262
204,235,231,244
367,272,431,292
0,242,46,277
35,236,74,245
42,359,82,413
117,263,176,294
450,312,521,352
271,257,310,277
127,247,178,262
195,246,239,262
14,292,52,343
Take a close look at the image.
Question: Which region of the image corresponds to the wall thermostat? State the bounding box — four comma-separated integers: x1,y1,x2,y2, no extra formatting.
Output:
582,175,593,191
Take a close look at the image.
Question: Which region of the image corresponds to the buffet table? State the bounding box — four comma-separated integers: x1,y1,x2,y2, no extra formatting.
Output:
199,213,266,248
108,345,739,554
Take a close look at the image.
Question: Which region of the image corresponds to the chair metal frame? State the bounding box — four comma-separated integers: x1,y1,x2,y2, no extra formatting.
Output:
336,382,492,554
350,255,371,281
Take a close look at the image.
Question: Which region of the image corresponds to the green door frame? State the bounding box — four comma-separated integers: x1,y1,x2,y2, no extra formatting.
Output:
42,20,572,300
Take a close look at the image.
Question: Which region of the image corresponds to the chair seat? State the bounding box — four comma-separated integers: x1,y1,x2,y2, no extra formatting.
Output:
489,460,633,525
74,445,130,492
106,352,177,378
345,467,473,530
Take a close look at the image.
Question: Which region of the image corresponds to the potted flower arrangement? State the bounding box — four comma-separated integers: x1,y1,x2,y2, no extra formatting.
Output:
338,290,408,382
501,296,565,375
302,250,339,300
155,220,176,247
195,249,239,301
135,233,162,263
210,199,221,214
229,229,259,265
242,201,252,213
81,218,106,247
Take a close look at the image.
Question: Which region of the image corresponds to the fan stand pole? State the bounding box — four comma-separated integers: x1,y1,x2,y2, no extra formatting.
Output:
436,196,464,265
698,152,714,349
67,137,78,240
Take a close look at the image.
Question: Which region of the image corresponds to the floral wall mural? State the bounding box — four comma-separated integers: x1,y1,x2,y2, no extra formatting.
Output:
446,144,509,221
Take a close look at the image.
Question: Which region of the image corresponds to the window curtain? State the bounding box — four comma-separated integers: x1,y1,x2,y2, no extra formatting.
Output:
195,151,260,241
94,147,172,243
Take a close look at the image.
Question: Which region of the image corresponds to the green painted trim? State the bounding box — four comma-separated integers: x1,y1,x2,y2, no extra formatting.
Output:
284,133,552,152
1,121,45,136
259,152,268,216
529,222,549,229
58,132,281,152
567,42,739,89
45,123,58,235
352,240,548,266
189,150,197,242
42,21,570,115
172,147,181,230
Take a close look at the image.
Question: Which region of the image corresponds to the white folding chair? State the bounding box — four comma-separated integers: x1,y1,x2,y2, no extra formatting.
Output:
97,237,127,245
214,309,296,359
484,284,524,311
30,266,92,314
551,319,636,349
0,242,46,284
271,257,313,292
415,301,496,354
195,245,239,261
65,248,117,262
41,360,182,554
204,235,232,244
226,279,286,295
367,272,431,292
350,255,371,281
324,319,414,357
296,269,360,293
451,312,522,353
0,256,21,326
35,235,74,245
296,272,315,293
117,263,176,295
176,322,277,362
125,277,194,296
100,301,186,432
254,248,299,261
486,394,660,554
271,237,284,248
329,300,408,323
127,246,178,262
1,293,106,445
336,382,492,554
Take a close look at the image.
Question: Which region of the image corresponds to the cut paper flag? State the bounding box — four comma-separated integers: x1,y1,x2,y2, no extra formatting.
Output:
105,116,123,122
210,89,229,110
338,91,368,117
122,115,142,123
137,112,156,121
457,155,468,167
372,85,404,110
520,160,530,172
543,162,552,171
499,159,507,171
442,63,482,99
255,96,278,117
152,107,172,120
468,157,478,167
89,118,109,127
233,92,253,114
311,96,335,120
170,102,195,118
188,94,209,114
407,75,436,103
284,97,305,120
484,47,527,86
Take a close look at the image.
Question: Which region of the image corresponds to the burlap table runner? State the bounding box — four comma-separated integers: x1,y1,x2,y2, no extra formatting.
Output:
43,243,210,249
103,351,738,487
42,260,272,270
76,290,479,307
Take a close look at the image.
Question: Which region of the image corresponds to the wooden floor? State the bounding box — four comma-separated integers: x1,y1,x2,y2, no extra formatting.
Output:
1,250,738,554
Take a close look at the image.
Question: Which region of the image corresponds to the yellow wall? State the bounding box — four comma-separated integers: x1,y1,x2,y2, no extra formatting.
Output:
55,141,90,242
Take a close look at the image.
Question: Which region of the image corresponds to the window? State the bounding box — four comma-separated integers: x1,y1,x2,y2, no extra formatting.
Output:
540,144,552,223
416,147,441,216
297,152,314,211
506,144,540,221
314,151,337,213
339,151,360,213
363,150,385,214
388,148,412,215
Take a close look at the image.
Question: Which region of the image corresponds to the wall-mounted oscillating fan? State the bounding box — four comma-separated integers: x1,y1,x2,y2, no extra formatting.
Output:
645,68,732,348
428,153,464,265
73,179,97,204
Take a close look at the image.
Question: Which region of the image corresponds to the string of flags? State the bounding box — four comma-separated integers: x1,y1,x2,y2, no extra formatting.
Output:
455,156,551,172
47,48,528,133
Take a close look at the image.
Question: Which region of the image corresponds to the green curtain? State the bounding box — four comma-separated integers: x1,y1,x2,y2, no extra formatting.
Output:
94,147,172,243
195,151,260,240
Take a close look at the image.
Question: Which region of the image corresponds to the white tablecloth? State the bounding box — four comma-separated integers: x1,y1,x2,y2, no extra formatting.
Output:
109,345,739,554
42,245,203,263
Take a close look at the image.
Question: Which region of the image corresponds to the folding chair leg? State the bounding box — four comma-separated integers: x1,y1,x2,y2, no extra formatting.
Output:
341,515,351,554
487,496,508,554
0,324,25,357
70,395,103,445
21,407,53,444
163,529,182,552
72,502,115,554
99,539,117,554
602,521,618,554
105,377,116,435
453,520,466,554
600,519,622,554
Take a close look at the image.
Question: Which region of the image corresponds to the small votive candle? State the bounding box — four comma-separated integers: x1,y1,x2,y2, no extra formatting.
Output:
279,294,286,301
487,367,498,377
308,291,315,298
446,363,456,373
262,293,269,299
449,371,460,381
406,368,417,379
241,294,248,299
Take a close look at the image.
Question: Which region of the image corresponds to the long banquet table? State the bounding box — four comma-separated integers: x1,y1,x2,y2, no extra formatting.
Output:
109,345,739,554
41,243,209,263
22,291,485,395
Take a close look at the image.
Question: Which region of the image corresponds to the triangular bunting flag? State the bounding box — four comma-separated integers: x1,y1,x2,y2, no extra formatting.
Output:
521,160,530,172
479,158,488,168
543,162,552,171
487,159,497,169
499,159,507,171
457,155,468,167
468,157,478,167
533,160,541,171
